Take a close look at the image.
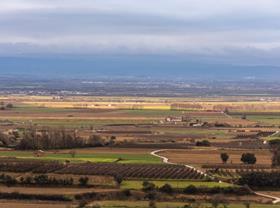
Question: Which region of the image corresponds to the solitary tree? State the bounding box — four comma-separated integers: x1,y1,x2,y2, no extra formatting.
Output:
79,177,89,186
114,174,123,187
241,153,257,164
272,147,280,167
220,153,229,164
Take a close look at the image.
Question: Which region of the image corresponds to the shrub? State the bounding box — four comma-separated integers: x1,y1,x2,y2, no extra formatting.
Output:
149,200,157,208
2,175,17,186
183,185,197,194
79,177,89,187
6,103,13,109
122,189,131,197
33,174,49,185
220,153,229,164
241,153,257,164
159,184,173,194
145,191,157,200
114,175,123,186
196,140,211,147
142,181,156,192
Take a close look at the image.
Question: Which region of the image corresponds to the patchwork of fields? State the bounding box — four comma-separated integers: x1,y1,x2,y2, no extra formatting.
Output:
0,95,279,207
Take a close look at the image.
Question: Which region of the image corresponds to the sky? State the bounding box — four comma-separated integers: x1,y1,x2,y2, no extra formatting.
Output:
0,0,280,66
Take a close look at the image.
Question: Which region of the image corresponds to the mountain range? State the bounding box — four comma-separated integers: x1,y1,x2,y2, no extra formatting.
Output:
0,55,279,81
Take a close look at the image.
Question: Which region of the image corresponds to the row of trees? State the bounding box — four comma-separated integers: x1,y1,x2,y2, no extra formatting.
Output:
141,181,250,195
220,153,257,165
140,181,251,208
0,173,89,187
239,172,280,187
16,128,116,150
270,139,280,167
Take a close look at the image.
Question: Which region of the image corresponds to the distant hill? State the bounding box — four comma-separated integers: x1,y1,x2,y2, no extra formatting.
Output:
0,55,279,80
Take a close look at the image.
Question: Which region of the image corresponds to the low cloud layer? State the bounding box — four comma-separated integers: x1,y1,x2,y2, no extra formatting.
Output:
0,0,280,65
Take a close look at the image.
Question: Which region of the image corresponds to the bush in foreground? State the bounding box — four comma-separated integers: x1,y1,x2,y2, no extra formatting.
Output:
159,184,173,194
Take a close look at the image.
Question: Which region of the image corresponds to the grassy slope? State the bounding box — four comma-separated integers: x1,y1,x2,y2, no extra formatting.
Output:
239,115,280,125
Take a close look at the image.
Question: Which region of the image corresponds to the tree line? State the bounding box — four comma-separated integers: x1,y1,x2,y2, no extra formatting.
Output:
15,128,116,150
0,173,90,187
239,172,280,188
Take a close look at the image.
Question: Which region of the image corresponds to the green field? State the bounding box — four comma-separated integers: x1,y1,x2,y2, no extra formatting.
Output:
121,179,234,189
93,201,280,208
12,105,79,113
0,151,161,164
243,115,280,125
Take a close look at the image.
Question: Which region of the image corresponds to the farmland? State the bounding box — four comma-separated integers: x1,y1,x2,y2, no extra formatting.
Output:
159,149,273,166
0,149,161,164
0,95,279,207
121,180,233,189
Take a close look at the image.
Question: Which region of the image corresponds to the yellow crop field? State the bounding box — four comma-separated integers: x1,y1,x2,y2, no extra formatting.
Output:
1,95,280,112
21,101,171,110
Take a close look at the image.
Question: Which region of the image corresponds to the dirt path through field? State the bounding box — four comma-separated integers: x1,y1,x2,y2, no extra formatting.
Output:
150,149,207,177
151,149,280,204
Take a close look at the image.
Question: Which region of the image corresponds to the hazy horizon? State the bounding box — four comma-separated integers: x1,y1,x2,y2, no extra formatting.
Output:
0,1,280,80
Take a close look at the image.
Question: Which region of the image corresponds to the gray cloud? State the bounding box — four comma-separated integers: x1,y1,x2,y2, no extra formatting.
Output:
0,0,280,65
